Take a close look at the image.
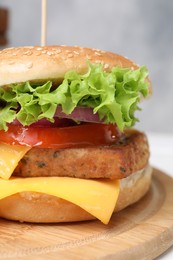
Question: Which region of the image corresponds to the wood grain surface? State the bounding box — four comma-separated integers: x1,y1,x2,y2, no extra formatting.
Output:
0,168,173,260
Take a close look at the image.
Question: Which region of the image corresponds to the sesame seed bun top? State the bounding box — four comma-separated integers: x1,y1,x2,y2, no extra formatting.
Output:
0,45,151,92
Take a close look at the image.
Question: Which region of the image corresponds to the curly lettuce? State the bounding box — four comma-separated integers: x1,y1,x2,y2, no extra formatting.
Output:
0,63,149,131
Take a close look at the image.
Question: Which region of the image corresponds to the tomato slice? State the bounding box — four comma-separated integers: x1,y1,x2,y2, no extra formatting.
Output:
0,124,122,149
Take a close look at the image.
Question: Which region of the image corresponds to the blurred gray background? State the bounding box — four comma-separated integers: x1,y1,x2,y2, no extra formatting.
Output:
0,0,172,133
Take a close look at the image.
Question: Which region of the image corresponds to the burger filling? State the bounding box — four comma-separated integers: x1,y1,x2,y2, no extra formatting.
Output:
0,63,149,131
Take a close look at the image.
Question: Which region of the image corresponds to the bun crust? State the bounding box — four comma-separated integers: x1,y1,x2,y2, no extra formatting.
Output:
0,45,149,88
0,165,152,223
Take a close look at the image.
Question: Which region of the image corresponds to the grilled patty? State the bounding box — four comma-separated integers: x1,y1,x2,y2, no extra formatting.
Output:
13,130,149,180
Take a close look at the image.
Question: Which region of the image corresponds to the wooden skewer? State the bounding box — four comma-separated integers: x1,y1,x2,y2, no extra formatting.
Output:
41,0,47,46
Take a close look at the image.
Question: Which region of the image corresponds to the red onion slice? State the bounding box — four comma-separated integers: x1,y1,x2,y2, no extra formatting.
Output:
11,118,77,128
54,106,102,123
10,106,103,127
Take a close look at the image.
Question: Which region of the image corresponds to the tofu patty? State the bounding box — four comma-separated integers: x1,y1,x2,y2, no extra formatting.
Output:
13,130,149,180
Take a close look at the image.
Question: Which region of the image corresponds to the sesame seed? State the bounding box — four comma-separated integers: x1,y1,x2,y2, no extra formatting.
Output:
47,51,54,56
37,47,43,51
95,51,101,56
56,49,61,54
67,53,73,58
3,47,14,53
8,60,15,65
26,62,33,69
73,51,80,55
104,63,109,69
86,55,91,59
24,51,32,56
93,48,101,52
95,60,103,64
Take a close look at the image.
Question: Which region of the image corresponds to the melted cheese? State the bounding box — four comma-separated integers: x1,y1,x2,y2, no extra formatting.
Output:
0,177,119,224
0,143,31,180
0,143,120,224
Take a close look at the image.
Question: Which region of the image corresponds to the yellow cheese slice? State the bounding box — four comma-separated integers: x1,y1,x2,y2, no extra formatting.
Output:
0,143,31,180
0,142,120,223
0,177,120,224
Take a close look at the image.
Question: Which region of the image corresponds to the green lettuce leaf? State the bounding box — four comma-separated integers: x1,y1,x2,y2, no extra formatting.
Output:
0,63,149,131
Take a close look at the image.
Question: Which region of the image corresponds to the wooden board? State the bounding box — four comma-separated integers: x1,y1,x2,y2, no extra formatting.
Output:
0,168,173,260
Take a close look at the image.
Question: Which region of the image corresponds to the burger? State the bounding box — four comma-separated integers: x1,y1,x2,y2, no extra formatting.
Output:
0,46,152,224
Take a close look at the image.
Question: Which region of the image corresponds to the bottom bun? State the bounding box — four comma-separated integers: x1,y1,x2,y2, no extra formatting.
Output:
0,165,152,223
